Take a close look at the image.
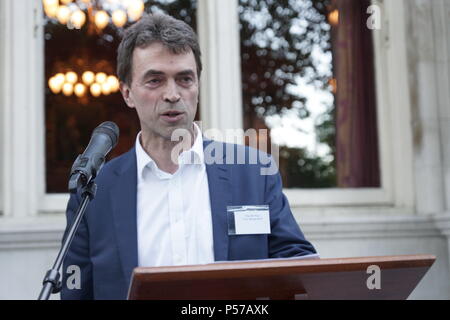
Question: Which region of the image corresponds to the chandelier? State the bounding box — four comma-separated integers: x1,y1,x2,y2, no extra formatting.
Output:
42,0,145,30
48,71,120,98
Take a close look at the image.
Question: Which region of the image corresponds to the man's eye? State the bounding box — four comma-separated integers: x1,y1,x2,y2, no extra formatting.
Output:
144,79,162,88
179,77,193,84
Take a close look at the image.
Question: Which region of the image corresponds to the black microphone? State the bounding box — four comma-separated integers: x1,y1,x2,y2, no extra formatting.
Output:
68,121,119,193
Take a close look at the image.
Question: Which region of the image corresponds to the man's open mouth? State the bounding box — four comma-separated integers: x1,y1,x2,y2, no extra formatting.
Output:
160,110,185,122
162,110,183,117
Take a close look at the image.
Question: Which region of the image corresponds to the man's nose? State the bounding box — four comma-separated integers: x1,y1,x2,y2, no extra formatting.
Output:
163,79,181,103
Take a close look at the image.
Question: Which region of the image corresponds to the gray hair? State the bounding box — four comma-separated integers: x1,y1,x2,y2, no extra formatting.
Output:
117,13,202,85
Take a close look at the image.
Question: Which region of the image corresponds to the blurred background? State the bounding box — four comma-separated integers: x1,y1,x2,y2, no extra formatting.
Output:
0,0,449,299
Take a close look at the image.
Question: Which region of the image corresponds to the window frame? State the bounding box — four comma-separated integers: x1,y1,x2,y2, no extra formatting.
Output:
0,0,415,218
203,0,415,209
1,0,45,218
0,0,4,215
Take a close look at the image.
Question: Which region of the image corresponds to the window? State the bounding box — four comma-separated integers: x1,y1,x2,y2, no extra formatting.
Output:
239,0,380,189
0,0,414,216
44,0,198,193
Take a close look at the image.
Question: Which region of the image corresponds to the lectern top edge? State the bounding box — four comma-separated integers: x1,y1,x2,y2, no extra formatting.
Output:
132,254,436,276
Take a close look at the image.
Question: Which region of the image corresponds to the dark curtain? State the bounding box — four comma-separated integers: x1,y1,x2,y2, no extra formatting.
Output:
332,0,380,187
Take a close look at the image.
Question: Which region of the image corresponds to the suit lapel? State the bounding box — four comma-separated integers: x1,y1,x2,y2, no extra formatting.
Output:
204,139,232,262
110,149,138,283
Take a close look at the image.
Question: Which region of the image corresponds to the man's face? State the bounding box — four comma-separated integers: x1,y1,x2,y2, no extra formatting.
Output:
120,42,199,140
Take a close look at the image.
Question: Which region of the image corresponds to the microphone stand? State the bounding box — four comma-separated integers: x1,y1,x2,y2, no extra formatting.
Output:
37,178,97,300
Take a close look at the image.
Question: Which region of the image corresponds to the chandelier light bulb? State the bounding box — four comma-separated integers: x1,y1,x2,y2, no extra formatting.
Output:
129,0,145,12
62,83,74,96
328,9,339,26
60,0,73,4
70,10,86,29
127,10,142,22
43,0,59,6
107,75,120,92
95,10,110,30
127,0,145,21
95,72,107,84
44,6,59,19
54,73,66,85
48,77,63,94
82,71,95,85
101,83,112,95
90,83,102,97
74,83,87,97
56,5,71,25
43,0,59,18
112,10,127,28
65,71,78,84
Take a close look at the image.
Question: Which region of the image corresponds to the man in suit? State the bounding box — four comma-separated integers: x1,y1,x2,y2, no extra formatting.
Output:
61,13,316,300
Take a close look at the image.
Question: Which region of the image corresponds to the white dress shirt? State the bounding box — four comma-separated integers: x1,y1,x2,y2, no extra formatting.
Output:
135,124,215,267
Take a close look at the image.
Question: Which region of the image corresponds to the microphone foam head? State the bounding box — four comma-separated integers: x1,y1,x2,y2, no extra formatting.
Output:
94,121,120,147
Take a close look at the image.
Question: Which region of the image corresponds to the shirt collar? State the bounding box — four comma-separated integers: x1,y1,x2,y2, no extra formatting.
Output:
135,123,204,180
180,122,204,165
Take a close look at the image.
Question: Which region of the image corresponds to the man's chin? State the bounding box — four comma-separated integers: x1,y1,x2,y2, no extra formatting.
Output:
161,124,193,141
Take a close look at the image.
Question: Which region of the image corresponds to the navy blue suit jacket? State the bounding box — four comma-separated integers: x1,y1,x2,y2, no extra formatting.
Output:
61,139,316,300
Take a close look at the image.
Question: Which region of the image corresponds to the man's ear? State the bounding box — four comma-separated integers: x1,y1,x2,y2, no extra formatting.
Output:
119,81,135,108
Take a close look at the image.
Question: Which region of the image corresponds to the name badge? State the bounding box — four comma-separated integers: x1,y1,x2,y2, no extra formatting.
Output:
227,205,271,235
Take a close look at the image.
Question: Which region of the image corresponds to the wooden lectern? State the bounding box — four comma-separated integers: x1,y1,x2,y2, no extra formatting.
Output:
128,254,435,300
